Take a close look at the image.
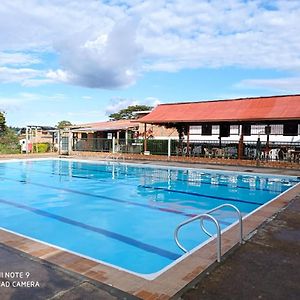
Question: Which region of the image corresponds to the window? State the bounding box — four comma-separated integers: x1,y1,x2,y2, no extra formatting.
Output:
265,125,271,135
81,133,88,139
220,124,230,137
242,124,251,136
283,122,298,136
202,124,212,136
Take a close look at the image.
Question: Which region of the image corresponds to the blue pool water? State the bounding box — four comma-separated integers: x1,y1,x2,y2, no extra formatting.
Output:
0,159,298,276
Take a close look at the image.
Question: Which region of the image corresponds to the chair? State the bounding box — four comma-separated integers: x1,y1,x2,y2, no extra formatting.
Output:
215,148,225,158
204,148,212,158
268,148,280,161
192,146,202,157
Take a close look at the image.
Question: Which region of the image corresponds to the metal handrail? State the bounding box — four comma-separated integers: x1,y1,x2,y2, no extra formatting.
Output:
175,213,222,262
200,204,243,244
174,204,243,263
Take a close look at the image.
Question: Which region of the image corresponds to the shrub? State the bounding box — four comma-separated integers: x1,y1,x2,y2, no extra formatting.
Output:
34,143,50,153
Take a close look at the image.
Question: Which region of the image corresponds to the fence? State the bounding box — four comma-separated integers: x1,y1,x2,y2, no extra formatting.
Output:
71,137,300,163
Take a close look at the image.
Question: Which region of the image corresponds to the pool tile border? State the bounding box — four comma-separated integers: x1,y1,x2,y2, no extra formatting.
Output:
0,159,299,299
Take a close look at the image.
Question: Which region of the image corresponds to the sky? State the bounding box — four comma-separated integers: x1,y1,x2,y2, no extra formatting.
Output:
0,0,300,127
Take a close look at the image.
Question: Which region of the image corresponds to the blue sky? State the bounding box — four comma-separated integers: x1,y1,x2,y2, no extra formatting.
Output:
0,0,300,127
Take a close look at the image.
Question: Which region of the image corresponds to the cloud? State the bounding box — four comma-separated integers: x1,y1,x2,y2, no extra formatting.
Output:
0,92,67,111
1,0,300,89
237,77,300,92
0,52,40,66
52,18,142,88
82,96,93,100
0,67,43,84
105,96,159,115
0,66,57,86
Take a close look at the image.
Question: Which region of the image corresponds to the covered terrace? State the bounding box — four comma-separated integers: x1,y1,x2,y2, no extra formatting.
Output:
71,119,140,152
138,94,300,162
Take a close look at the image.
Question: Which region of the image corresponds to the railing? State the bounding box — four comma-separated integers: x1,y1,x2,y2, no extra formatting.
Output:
71,137,300,163
174,204,243,262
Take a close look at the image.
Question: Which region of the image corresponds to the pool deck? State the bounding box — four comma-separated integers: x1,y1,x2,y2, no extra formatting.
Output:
0,155,299,299
0,243,139,300
181,194,300,300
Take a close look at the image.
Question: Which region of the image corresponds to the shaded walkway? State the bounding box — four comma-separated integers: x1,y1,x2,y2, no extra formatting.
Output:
181,195,300,300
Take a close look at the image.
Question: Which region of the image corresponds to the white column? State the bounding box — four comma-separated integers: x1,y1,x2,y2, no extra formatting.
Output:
112,136,115,153
168,138,171,157
57,130,61,155
35,127,38,153
125,130,128,145
25,126,29,154
68,130,72,155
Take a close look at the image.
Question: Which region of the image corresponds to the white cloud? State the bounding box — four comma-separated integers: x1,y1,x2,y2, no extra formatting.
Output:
105,96,160,115
46,69,71,83
0,67,43,84
82,96,93,100
53,18,142,88
0,92,67,112
238,77,300,92
0,0,300,89
105,98,140,116
0,66,56,87
0,52,40,66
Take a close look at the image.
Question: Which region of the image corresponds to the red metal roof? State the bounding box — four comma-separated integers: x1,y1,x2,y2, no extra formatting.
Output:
139,95,300,124
73,119,139,132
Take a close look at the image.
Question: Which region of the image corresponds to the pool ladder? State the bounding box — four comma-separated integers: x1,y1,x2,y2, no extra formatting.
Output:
174,204,244,262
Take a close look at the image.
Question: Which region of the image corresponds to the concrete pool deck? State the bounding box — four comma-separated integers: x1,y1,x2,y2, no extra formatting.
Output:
0,155,299,299
181,195,300,300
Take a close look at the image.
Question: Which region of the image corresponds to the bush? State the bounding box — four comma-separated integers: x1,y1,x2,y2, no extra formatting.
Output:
146,139,168,155
34,143,50,153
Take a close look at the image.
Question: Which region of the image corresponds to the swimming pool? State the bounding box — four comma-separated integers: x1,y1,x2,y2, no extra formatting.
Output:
0,158,298,277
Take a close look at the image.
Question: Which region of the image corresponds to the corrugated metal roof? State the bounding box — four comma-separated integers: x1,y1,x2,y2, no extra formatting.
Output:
73,119,139,132
139,95,300,124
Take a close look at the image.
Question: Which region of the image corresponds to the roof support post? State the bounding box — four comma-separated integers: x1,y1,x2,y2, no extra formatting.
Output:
218,126,222,149
116,131,120,145
25,126,29,154
168,138,171,158
57,130,61,155
68,130,72,155
186,125,190,156
238,125,244,160
112,136,115,153
144,123,147,152
265,125,271,160
125,130,128,146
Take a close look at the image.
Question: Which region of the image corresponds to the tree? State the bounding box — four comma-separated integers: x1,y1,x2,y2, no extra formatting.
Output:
0,111,7,136
0,113,19,154
57,120,72,129
109,105,153,120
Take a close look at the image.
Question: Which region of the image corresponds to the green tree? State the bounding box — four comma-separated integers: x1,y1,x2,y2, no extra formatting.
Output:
109,105,153,120
0,127,19,154
57,120,72,129
0,111,6,136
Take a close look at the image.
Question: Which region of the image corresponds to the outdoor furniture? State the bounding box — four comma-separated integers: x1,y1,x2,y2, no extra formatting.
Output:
192,146,202,157
268,148,281,161
214,148,225,158
289,149,300,162
204,148,213,158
